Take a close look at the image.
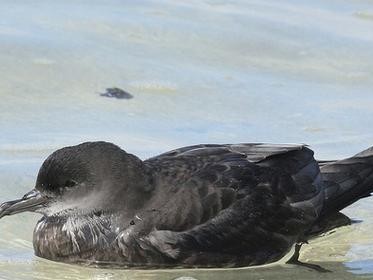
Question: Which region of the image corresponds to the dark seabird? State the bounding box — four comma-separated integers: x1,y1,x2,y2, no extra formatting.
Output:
1,141,373,269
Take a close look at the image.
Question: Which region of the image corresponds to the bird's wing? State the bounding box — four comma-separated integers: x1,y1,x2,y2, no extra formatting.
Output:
318,146,373,215
142,144,324,266
149,143,305,163
146,143,323,204
145,143,311,186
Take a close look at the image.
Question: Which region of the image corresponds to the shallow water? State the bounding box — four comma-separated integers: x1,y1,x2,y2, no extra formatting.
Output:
1,0,373,279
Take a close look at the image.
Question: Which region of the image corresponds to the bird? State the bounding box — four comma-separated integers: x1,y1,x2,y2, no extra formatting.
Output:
0,141,373,269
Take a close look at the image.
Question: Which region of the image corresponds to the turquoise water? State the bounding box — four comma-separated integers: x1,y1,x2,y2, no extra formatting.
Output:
1,0,373,279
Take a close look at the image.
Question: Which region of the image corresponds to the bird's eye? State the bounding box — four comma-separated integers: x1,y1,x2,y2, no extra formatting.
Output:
64,179,78,188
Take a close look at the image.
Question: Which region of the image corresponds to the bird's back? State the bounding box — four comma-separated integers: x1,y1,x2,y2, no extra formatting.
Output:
140,143,324,266
145,143,324,215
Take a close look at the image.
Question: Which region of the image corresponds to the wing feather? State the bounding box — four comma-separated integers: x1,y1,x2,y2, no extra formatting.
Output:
142,143,323,266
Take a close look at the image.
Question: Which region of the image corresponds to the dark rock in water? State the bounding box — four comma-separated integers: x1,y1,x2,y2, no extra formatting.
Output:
100,87,133,99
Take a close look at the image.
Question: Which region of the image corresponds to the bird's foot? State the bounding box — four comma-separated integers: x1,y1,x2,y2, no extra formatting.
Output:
286,243,331,273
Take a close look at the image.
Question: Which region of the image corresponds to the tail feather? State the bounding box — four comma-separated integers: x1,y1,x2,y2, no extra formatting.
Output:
319,146,373,216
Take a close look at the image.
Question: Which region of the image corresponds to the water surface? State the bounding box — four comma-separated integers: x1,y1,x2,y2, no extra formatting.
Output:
1,0,373,279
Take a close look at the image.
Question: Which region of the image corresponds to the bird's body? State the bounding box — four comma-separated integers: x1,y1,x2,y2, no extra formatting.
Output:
1,142,373,268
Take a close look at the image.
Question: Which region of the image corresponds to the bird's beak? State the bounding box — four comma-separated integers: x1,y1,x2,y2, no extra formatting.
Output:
0,189,49,219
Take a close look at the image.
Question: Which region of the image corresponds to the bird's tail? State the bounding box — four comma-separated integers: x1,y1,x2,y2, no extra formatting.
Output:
319,146,373,217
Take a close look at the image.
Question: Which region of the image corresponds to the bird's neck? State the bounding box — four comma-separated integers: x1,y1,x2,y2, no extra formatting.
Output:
95,152,155,212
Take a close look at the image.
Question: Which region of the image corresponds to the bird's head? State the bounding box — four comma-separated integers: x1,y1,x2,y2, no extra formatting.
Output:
0,141,153,219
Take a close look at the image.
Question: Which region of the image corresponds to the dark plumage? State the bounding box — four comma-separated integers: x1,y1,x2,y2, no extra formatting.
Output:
1,141,373,268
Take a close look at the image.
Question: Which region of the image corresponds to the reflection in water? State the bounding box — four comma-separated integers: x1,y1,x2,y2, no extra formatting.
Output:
0,257,369,280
